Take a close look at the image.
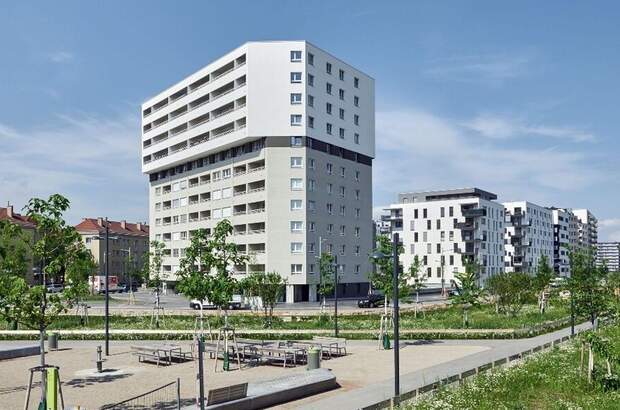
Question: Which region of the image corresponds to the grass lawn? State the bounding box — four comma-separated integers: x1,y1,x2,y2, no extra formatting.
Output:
0,303,570,332
406,324,620,410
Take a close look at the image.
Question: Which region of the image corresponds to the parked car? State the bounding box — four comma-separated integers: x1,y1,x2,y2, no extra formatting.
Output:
190,295,244,310
357,293,385,308
46,283,64,293
118,283,139,293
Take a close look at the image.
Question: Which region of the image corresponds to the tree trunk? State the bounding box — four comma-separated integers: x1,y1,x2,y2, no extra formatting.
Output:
414,291,419,319
199,304,204,336
384,295,388,317
588,345,594,384
463,308,469,328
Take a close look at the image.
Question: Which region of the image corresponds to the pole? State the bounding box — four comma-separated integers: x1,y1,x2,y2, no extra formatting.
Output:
104,218,110,356
39,259,47,403
570,294,575,337
334,255,339,338
318,236,322,305
392,232,400,399
176,377,181,410
198,338,205,410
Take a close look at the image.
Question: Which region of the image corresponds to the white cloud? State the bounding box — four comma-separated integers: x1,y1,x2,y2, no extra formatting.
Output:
464,114,596,143
599,219,620,242
424,52,533,84
373,108,606,211
48,51,74,63
0,113,146,224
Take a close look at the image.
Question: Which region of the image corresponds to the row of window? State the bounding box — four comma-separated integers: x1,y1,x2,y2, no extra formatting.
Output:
290,50,361,88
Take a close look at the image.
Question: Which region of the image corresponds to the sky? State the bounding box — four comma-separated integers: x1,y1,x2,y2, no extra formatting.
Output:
0,1,619,240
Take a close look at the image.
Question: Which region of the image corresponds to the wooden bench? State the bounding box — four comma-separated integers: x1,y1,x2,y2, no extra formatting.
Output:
312,336,347,357
206,382,248,406
130,345,168,367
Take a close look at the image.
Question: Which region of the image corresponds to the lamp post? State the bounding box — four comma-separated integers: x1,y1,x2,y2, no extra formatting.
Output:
333,254,339,338
370,232,401,400
92,218,119,356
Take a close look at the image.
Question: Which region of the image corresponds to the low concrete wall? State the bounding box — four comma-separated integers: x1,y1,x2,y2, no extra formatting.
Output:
0,344,40,360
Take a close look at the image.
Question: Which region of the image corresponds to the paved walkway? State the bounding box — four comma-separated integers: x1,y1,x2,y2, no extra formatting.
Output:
298,321,592,410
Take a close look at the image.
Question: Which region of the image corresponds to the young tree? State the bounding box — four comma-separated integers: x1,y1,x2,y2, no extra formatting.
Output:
451,260,485,328
485,272,533,317
145,240,165,326
567,249,611,326
0,195,93,402
369,234,409,316
176,220,247,326
0,220,32,328
242,271,286,327
317,252,335,314
408,256,426,318
534,255,555,314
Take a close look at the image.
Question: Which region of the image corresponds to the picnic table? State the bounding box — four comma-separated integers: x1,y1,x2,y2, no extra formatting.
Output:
131,343,192,366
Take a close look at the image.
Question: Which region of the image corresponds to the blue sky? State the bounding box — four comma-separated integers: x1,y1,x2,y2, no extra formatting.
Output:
1,1,619,240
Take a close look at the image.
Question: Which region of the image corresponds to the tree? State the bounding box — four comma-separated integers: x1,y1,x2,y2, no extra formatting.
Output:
485,272,534,317
369,235,410,316
0,195,92,402
408,256,426,318
534,255,555,314
144,240,165,327
242,271,286,327
176,220,247,326
0,220,31,328
451,261,485,327
317,252,335,314
567,249,611,326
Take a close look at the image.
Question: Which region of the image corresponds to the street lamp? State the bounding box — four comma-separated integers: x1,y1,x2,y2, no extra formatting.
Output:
370,232,400,400
92,217,119,356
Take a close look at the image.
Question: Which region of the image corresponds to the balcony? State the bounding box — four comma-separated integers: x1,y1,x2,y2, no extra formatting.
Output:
462,207,486,218
455,222,475,231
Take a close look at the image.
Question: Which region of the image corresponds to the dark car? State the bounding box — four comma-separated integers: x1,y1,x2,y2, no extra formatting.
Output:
118,283,139,293
357,293,385,308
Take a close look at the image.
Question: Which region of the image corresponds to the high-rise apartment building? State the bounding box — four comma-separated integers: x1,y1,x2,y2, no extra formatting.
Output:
503,202,554,273
573,209,598,252
596,242,620,272
140,41,375,302
387,188,505,287
549,207,579,276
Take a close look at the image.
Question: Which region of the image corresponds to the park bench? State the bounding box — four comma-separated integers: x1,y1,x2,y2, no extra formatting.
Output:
130,345,169,367
257,345,302,368
312,336,347,357
206,382,248,406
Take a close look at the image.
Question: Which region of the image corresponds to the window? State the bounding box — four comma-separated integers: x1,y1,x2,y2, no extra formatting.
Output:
354,227,361,237
326,82,332,94
436,219,441,229
355,189,360,200
441,231,445,241
427,243,432,254
290,200,302,210
340,244,346,254
339,69,345,80
339,108,345,119
290,72,302,83
414,232,418,242
308,95,314,107
355,245,360,256
221,188,231,199
327,163,333,174
291,264,303,274
355,208,360,218
423,208,428,218
308,158,315,169
308,116,314,128
290,50,302,62
308,74,314,86
449,255,454,265
291,243,303,253
290,114,302,126
222,169,231,179
212,190,222,200
309,264,315,274
308,200,316,211
340,186,346,197
339,128,345,138
354,96,359,107
222,207,231,218
326,62,332,74
354,114,359,125
339,89,345,100
308,52,314,65
291,221,303,232
354,77,359,88
290,136,303,146
414,209,419,219
327,183,333,194
290,93,302,104
155,187,161,196
441,207,445,218
340,225,346,236
326,123,332,134
340,166,345,177
290,178,303,190
427,220,431,229
291,157,303,168
449,206,454,217
327,223,333,233
354,133,360,144
437,243,441,253
326,203,333,214
309,221,315,231
212,208,222,219
355,170,360,181
339,205,346,216
326,102,332,114
308,179,316,191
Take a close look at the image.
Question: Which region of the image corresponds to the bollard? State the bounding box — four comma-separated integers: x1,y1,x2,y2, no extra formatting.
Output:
307,347,320,370
48,332,59,350
96,346,103,373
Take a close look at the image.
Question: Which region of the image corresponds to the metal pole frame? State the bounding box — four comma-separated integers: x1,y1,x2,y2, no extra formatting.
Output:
392,232,400,399
198,338,205,410
104,217,110,356
334,254,339,338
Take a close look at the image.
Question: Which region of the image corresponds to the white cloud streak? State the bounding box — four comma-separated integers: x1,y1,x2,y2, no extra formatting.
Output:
47,51,74,63
424,52,534,84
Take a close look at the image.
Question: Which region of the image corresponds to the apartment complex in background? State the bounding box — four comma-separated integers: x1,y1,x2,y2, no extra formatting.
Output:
550,207,579,276
573,209,598,251
597,242,620,272
75,218,149,281
0,204,37,283
386,188,505,287
140,41,374,302
503,202,554,273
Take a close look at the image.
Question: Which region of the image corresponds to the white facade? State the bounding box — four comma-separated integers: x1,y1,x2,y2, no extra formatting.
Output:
597,242,620,272
388,188,505,287
141,41,375,302
503,202,554,273
573,209,598,252
550,208,578,276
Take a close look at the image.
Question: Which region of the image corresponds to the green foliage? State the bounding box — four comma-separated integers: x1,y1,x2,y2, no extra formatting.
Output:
241,271,286,326
409,255,426,294
369,235,410,303
451,261,485,327
567,249,612,323
145,240,165,290
0,220,31,278
534,255,555,292
318,252,335,300
485,272,535,316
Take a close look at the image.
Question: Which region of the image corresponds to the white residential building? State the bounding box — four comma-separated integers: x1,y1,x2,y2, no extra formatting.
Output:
597,242,620,272
387,188,505,288
549,207,579,276
141,41,375,302
573,209,598,252
503,202,554,273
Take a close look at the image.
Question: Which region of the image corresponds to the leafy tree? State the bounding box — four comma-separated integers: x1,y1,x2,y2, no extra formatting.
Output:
451,261,485,327
567,249,611,325
0,220,32,328
242,271,286,327
485,272,534,317
369,234,409,316
176,220,247,326
408,255,426,318
317,252,335,314
534,255,555,314
0,195,92,402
